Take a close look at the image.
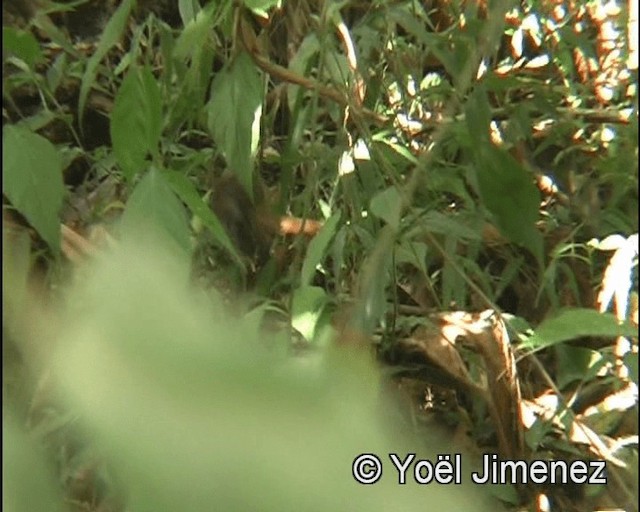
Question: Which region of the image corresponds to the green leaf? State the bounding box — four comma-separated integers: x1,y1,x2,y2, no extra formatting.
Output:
120,168,191,255
464,88,492,147
78,0,135,126
301,212,341,286
372,137,419,166
524,418,555,452
174,3,215,59
3,125,64,252
162,170,244,266
624,351,638,383
476,145,542,258
2,27,43,69
351,230,394,335
465,89,543,263
288,34,319,112
419,211,483,240
46,51,68,93
554,345,602,388
170,4,217,129
243,0,281,11
178,0,200,25
111,66,162,180
387,7,459,77
292,285,327,342
395,241,428,275
370,186,402,229
243,0,280,19
50,234,492,512
486,481,520,506
523,308,638,350
208,52,262,196
387,7,430,46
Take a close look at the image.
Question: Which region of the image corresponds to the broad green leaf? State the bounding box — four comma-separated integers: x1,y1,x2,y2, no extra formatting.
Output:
208,52,262,197
162,170,244,266
178,0,201,25
50,234,493,512
486,481,520,506
78,0,135,126
111,66,162,180
301,212,341,286
3,125,64,252
464,86,492,147
554,345,603,389
2,28,43,69
292,285,327,342
524,418,555,451
465,89,543,262
120,168,191,255
475,145,542,259
174,3,215,59
371,186,402,229
523,308,638,350
395,241,428,275
323,52,350,88
419,211,483,240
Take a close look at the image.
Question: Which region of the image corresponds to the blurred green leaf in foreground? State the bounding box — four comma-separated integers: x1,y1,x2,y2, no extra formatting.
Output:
7,224,498,512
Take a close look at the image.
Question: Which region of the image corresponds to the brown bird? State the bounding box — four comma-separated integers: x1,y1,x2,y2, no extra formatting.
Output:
210,172,323,265
210,173,269,263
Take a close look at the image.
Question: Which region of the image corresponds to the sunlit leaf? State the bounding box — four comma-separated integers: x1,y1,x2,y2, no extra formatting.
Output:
292,285,327,341
523,308,638,350
208,52,262,196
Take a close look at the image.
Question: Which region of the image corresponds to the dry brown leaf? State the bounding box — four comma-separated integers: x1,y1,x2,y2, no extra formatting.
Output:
409,323,476,389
